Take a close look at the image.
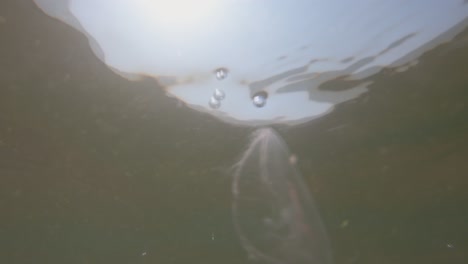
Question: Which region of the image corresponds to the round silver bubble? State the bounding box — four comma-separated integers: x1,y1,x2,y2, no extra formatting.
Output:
215,68,228,80
209,96,221,109
252,92,268,108
213,88,225,100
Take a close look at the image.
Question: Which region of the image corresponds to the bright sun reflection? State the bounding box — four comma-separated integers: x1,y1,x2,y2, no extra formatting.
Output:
139,0,222,31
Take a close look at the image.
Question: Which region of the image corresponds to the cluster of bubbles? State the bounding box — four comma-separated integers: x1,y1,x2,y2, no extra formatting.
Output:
208,88,226,109
209,68,268,109
209,68,228,109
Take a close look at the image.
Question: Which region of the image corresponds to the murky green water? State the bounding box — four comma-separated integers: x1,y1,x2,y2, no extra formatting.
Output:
1,1,467,263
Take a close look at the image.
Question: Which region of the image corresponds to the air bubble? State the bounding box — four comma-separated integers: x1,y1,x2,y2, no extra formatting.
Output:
209,97,221,109
215,68,228,80
213,89,225,100
252,91,268,108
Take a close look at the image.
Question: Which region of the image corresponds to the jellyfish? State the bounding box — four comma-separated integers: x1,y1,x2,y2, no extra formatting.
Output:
33,1,467,263
232,128,333,264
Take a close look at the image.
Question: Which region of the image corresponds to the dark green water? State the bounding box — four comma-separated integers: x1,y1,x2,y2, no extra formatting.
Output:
1,1,467,263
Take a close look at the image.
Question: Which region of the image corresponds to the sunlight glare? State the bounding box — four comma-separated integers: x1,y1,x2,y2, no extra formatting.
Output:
139,0,222,31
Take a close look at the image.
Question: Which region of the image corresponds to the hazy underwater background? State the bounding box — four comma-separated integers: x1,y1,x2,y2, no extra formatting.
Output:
1,1,467,263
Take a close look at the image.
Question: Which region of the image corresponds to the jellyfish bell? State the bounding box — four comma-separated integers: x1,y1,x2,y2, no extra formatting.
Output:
232,128,333,264
34,0,467,126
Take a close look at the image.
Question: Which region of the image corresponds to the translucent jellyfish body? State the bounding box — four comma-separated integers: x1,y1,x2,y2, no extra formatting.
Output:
232,128,332,264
